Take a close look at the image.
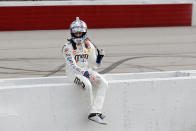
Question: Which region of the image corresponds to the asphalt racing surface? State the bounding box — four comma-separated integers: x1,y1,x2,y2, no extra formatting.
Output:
0,27,196,78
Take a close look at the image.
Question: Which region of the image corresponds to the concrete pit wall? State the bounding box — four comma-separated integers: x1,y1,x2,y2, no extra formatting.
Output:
0,70,196,131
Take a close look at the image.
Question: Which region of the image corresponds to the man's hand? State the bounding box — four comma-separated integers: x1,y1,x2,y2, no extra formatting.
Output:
96,49,104,64
83,71,90,79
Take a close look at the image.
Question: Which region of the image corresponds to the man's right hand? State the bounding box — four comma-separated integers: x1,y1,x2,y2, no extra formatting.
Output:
83,71,90,79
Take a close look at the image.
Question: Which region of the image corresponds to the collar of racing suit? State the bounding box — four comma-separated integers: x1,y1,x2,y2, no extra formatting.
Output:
68,38,91,50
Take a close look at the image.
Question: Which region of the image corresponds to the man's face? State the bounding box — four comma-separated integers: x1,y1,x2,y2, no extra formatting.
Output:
74,32,83,37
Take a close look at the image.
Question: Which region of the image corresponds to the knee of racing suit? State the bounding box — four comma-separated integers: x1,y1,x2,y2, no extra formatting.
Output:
100,76,108,89
92,72,108,89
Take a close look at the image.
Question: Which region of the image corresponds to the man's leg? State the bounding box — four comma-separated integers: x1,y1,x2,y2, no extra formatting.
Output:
75,74,94,106
89,71,108,114
87,71,108,124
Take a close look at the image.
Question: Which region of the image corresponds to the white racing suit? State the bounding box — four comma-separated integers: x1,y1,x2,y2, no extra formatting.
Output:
62,38,108,114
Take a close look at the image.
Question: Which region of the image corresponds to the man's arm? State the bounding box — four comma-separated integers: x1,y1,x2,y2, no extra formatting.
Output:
85,39,105,67
62,43,89,78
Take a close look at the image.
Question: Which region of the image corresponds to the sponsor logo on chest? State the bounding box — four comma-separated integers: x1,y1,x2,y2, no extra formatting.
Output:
74,54,88,61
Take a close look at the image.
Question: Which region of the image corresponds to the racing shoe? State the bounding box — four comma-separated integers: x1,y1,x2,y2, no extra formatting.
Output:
88,113,107,125
98,113,106,119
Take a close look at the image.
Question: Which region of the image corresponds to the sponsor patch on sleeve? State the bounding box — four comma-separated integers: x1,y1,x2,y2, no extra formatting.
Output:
66,53,71,56
64,47,69,52
73,65,76,69
67,56,72,61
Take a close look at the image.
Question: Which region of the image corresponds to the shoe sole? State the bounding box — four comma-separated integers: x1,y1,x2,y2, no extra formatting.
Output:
88,118,107,125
